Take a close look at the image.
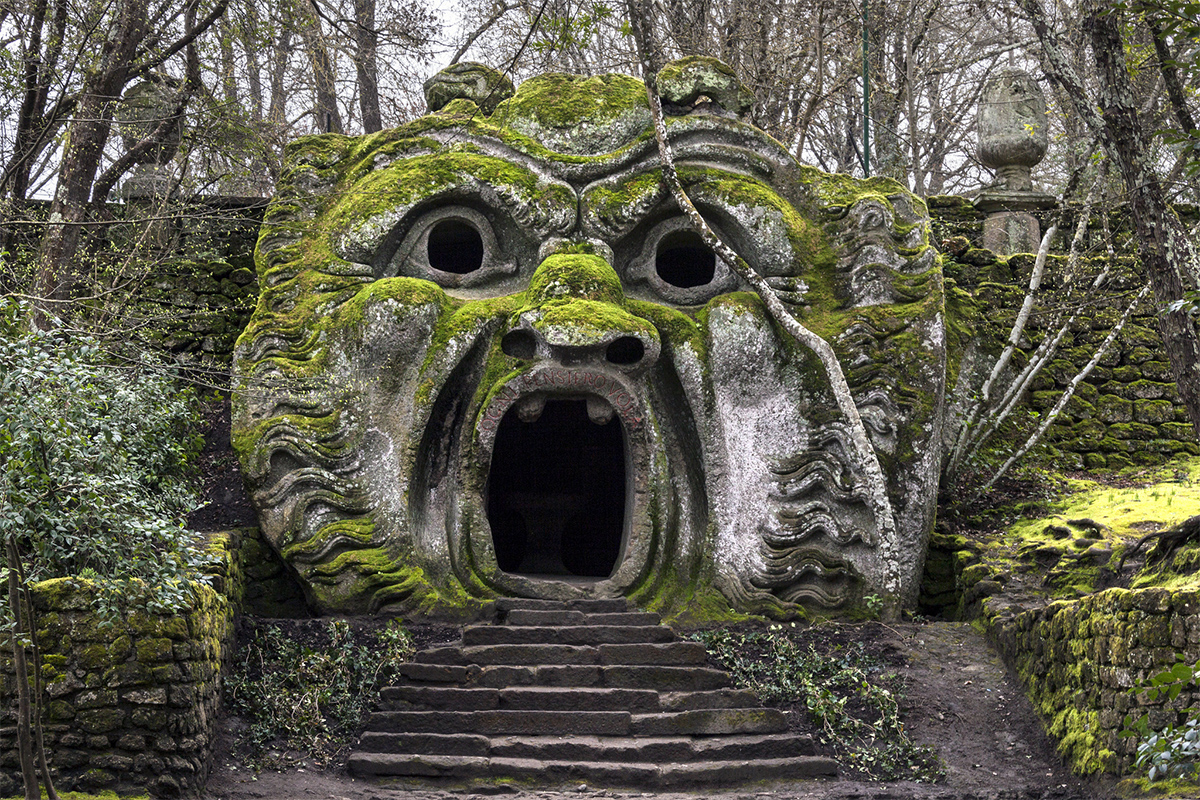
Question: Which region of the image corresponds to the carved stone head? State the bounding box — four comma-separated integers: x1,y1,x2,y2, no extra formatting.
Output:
232,59,947,619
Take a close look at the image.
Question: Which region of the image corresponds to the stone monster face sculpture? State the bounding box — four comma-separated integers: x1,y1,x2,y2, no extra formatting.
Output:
232,59,947,619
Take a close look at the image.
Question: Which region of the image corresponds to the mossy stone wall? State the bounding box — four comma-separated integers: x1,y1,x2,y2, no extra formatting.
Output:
0,527,304,797
987,587,1200,775
0,581,233,797
930,200,1200,469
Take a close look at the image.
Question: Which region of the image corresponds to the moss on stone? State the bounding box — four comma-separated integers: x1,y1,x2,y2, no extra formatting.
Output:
526,254,624,305
491,72,648,132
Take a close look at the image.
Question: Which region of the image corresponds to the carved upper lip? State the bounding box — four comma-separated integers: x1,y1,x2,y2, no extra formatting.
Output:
477,366,645,444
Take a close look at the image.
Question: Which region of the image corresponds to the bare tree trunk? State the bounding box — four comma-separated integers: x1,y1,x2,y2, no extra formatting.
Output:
1083,2,1200,438
1021,0,1200,439
7,537,39,800
353,0,381,133
298,0,343,134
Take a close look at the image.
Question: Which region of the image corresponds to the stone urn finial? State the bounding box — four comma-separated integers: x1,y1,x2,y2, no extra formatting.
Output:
974,68,1054,255
118,78,183,200
977,68,1048,192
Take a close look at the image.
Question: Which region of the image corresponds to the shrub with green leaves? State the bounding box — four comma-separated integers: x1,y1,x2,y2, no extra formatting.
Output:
224,618,415,769
0,299,212,617
1121,657,1200,782
692,626,944,782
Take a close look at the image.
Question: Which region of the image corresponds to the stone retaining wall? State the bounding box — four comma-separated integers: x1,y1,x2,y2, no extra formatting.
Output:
986,587,1200,775
0,580,234,796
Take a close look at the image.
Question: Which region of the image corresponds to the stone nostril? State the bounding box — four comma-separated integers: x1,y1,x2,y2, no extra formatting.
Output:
606,336,644,366
501,330,537,360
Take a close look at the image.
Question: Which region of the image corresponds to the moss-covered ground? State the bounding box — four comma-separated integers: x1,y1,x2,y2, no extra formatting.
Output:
944,456,1200,612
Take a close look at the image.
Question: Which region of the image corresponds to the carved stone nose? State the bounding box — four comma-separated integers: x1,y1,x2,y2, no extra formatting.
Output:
503,252,660,371
502,326,650,368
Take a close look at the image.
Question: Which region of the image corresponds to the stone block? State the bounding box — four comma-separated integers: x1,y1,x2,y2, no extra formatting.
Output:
77,708,126,734
125,686,168,705
1096,395,1132,423
1134,399,1175,424
136,637,176,663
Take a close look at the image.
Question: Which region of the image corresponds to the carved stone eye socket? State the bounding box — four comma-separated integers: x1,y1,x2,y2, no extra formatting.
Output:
428,218,484,274
655,230,715,288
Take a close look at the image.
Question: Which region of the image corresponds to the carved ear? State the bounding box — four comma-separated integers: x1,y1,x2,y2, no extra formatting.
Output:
656,57,755,119
423,62,515,115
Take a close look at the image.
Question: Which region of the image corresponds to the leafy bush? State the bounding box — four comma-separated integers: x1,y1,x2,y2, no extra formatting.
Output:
0,299,212,617
1122,657,1200,781
224,618,415,770
692,626,944,782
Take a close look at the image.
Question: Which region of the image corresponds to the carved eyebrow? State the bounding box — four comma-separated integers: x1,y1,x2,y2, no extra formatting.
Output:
330,155,575,265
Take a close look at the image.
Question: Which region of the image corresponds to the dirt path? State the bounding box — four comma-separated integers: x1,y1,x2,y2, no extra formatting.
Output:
202,621,1120,800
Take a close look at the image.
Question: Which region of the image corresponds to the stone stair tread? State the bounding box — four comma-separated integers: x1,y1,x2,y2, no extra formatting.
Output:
347,753,838,785
383,685,661,712
630,708,789,736
367,709,633,736
462,624,677,646
356,731,490,756
495,598,631,613
354,732,819,762
659,688,761,710
503,610,663,626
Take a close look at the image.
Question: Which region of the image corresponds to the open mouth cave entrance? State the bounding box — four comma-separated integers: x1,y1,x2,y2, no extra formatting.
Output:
487,397,626,579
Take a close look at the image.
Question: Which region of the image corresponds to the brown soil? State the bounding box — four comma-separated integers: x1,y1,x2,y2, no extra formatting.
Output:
201,620,1123,800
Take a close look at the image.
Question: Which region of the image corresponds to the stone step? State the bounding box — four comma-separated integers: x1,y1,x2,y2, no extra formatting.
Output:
659,689,761,711
366,709,632,736
398,663,479,683
485,733,818,762
395,663,734,691
503,609,663,627
630,708,788,736
494,598,631,614
346,753,839,786
355,732,817,762
381,686,662,712
461,624,677,647
413,641,708,667
357,732,490,757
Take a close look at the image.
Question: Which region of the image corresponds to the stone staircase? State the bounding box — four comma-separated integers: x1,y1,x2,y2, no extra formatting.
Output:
347,598,838,788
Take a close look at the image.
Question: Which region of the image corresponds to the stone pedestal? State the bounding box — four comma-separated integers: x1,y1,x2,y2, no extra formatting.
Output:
975,190,1055,255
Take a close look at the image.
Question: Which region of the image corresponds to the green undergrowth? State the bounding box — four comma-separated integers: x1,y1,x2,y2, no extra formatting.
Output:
690,626,945,782
1116,776,1200,798
224,618,414,770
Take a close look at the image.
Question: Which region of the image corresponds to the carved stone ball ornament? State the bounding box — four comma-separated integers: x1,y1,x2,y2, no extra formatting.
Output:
231,59,948,620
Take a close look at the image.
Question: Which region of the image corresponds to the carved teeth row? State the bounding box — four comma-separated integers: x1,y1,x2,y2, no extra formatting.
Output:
587,396,615,425
516,394,546,422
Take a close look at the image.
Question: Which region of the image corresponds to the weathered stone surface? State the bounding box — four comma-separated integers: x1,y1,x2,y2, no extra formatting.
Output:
977,68,1048,191
232,58,947,619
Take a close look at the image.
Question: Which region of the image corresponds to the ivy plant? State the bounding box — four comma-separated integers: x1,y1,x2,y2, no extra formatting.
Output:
1121,657,1200,781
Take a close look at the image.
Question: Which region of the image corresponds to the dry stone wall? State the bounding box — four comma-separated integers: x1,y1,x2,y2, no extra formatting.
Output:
0,527,308,796
0,580,233,796
986,587,1200,775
